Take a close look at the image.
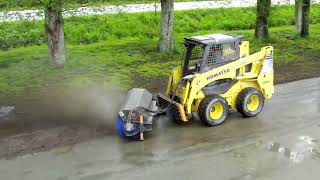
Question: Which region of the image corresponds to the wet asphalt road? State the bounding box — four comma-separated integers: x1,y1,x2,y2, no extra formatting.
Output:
0,78,319,180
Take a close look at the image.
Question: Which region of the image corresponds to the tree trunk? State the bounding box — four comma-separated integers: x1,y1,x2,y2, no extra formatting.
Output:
45,0,66,67
295,0,310,37
158,0,174,52
255,0,271,39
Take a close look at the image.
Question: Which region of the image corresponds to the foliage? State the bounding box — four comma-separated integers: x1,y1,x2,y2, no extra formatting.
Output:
1,0,181,10
1,5,320,49
0,24,320,98
0,0,61,10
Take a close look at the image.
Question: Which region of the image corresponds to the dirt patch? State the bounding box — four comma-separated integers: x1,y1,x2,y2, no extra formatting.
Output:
134,75,168,94
142,61,320,92
0,125,110,159
0,86,125,159
274,61,320,84
0,119,111,159
0,61,319,159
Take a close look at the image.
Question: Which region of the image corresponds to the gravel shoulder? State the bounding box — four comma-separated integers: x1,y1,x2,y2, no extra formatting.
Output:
1,0,319,22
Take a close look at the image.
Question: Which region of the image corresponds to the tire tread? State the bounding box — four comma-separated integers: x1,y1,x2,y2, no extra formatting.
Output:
236,87,264,117
198,95,228,126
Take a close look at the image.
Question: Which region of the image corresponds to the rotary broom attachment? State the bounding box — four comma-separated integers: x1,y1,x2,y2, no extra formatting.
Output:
115,88,185,140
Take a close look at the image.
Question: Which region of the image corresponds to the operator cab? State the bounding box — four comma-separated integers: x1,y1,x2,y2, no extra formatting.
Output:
183,34,244,76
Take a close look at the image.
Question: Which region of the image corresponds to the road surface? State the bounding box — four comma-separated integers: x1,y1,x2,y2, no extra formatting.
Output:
0,77,319,180
1,0,320,22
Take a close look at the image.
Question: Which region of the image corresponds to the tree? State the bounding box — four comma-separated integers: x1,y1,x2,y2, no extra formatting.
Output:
2,0,66,67
158,0,174,52
42,0,66,67
295,0,310,37
255,0,271,39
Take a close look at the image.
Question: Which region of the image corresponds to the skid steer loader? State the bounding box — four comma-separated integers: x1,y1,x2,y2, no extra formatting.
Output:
116,34,274,140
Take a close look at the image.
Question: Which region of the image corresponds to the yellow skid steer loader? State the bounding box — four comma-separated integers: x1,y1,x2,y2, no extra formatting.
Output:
116,34,274,140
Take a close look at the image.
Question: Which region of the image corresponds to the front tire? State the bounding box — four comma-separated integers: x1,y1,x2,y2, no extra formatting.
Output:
236,87,264,117
198,95,229,126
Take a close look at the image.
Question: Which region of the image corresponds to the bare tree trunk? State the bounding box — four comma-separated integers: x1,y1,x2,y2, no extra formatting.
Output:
158,0,174,52
255,0,271,39
44,0,66,67
295,0,310,37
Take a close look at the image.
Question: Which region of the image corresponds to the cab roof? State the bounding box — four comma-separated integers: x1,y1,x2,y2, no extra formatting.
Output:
185,33,244,45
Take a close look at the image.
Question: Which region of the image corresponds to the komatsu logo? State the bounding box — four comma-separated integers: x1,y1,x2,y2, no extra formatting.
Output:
206,69,230,80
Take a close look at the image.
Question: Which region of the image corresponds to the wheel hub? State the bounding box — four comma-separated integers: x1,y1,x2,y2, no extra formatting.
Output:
246,95,260,111
209,102,224,120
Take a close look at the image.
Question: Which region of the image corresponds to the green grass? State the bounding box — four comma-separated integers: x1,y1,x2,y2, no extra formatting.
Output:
1,5,319,98
0,24,320,98
1,5,320,49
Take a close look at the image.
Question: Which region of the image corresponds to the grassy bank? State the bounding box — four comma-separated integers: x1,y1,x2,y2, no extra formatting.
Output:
0,24,320,98
1,5,320,49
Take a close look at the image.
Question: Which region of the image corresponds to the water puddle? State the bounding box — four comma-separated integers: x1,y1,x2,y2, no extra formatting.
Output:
53,144,75,155
0,106,15,122
267,135,319,163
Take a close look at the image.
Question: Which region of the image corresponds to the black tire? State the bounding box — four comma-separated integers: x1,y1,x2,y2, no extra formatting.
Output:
236,87,264,117
198,95,229,126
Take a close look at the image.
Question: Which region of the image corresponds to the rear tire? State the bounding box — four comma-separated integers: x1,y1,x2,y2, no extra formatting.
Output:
198,95,229,126
236,87,264,117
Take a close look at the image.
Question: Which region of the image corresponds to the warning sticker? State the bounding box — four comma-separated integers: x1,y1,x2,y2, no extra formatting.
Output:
262,54,273,73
